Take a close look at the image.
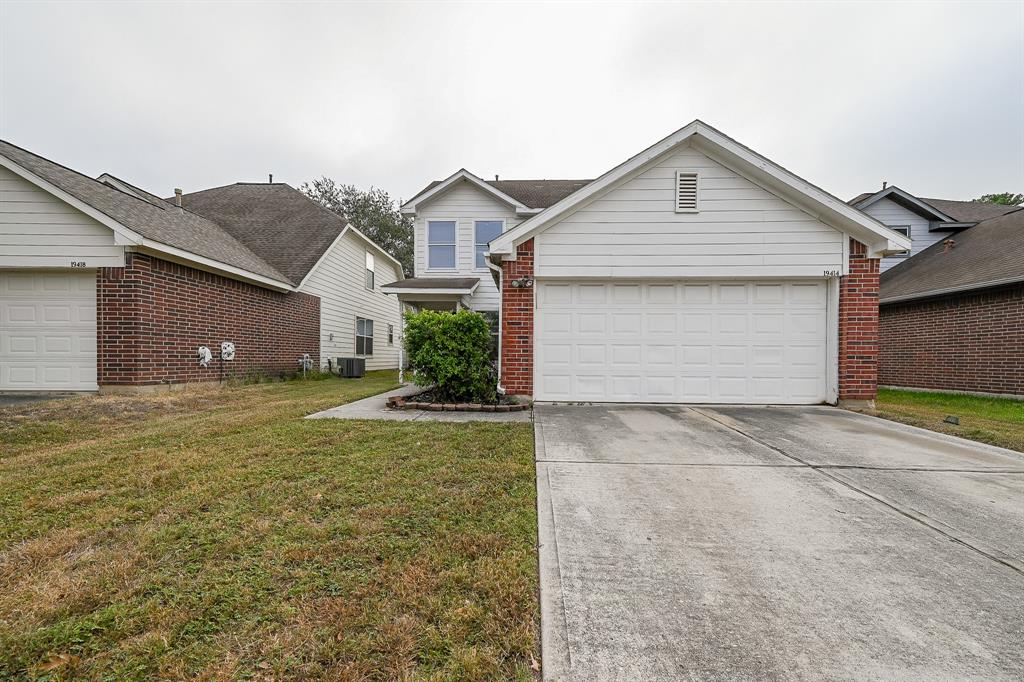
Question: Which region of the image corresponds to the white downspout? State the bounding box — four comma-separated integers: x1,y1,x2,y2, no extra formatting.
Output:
485,256,505,393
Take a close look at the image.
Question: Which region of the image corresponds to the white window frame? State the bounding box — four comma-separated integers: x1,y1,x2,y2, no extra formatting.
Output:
426,219,458,271
473,219,505,271
889,225,911,256
365,250,375,290
674,170,700,213
387,324,394,345
355,317,374,356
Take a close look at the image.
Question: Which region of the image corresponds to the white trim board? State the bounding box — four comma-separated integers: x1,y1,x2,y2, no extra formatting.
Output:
402,169,542,217
489,120,911,260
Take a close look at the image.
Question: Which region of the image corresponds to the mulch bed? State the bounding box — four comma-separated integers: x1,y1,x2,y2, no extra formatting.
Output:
386,391,530,412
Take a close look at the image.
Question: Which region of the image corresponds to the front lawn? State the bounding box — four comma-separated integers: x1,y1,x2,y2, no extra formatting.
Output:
872,388,1024,452
0,372,538,680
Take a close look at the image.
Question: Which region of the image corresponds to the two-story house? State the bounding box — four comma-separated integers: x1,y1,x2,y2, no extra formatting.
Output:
387,120,910,406
382,173,589,332
848,186,1018,272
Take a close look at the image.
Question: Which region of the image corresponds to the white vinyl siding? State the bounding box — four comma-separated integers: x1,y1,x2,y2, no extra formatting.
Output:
0,166,124,268
298,229,403,371
534,142,844,278
414,181,522,311
860,198,946,272
535,280,829,404
0,270,98,390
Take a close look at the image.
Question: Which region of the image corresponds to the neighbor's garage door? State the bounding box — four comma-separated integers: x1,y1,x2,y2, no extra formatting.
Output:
535,280,828,404
0,271,98,391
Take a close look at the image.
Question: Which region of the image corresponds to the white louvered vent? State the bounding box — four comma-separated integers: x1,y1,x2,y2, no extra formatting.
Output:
675,171,699,212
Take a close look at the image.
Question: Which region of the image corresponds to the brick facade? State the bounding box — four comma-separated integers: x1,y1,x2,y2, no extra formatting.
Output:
880,283,1024,396
499,239,534,395
500,237,881,402
838,239,880,402
97,252,319,387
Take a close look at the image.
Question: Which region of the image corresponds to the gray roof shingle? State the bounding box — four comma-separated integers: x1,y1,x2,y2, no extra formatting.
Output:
0,140,289,283
410,178,592,209
880,208,1024,303
174,183,353,284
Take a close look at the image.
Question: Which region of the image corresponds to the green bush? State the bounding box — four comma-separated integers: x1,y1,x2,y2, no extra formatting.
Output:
404,309,496,403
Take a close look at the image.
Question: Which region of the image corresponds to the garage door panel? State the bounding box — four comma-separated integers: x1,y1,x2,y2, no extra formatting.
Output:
1,271,97,391
535,280,828,404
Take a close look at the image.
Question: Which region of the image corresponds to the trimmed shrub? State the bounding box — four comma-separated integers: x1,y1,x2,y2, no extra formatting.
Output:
403,309,496,403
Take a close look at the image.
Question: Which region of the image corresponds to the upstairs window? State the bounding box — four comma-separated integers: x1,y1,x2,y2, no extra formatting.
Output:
474,220,503,269
428,220,457,269
890,225,911,256
365,251,375,289
356,317,374,355
675,171,699,212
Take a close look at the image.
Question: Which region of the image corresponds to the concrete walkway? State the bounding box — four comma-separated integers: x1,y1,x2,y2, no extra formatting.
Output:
535,403,1024,681
306,384,532,422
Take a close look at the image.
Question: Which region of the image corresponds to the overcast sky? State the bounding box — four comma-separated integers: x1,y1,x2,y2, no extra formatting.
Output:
2,1,1022,204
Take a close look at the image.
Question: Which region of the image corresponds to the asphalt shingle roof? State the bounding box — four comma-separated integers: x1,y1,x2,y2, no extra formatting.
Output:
381,277,479,290
849,190,1019,224
0,140,289,283
174,183,352,284
880,208,1024,303
411,178,592,209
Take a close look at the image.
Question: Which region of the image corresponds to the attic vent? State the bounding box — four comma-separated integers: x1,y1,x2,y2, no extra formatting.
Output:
675,171,699,212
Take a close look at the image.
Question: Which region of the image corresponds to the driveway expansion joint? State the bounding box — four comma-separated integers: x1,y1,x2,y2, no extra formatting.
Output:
689,407,1024,577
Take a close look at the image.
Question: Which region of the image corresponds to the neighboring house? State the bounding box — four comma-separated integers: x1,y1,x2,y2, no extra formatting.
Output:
849,186,1018,272
0,140,401,393
394,120,910,405
879,208,1024,397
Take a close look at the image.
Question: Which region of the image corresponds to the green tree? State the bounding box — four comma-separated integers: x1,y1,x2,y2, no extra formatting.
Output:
973,192,1024,206
300,177,414,276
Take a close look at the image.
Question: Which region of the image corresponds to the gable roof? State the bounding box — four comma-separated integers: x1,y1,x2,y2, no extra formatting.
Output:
0,139,291,287
402,169,543,216
178,183,402,284
849,187,1020,225
489,120,911,259
407,176,592,211
880,208,1024,303
850,186,959,223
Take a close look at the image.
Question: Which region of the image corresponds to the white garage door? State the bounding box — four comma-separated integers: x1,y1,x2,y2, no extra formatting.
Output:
535,280,829,404
0,271,98,391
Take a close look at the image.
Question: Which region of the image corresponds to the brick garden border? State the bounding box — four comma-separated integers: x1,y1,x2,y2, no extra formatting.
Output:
385,395,530,412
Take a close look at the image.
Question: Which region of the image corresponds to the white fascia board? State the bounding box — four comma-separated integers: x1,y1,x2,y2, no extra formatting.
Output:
490,120,912,258
381,287,477,296
400,168,532,215
297,223,405,290
0,154,144,246
853,186,958,223
132,242,294,292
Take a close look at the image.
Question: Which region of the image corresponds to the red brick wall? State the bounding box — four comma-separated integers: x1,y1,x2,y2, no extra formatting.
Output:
838,239,880,401
880,283,1024,396
500,236,882,402
500,239,534,395
97,253,319,386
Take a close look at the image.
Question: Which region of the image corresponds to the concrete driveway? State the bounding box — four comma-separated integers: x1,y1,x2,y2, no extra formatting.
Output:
535,404,1024,681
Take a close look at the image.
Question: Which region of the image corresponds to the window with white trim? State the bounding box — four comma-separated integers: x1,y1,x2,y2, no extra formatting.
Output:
675,171,699,212
387,324,394,345
474,220,503,269
356,317,374,355
365,251,375,289
890,225,911,255
427,221,457,269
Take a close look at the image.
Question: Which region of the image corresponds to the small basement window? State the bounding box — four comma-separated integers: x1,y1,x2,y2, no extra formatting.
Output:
890,225,911,256
675,170,699,212
356,317,374,356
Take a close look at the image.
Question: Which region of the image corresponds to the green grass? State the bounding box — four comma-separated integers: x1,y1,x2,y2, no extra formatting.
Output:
0,372,539,680
873,388,1024,452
